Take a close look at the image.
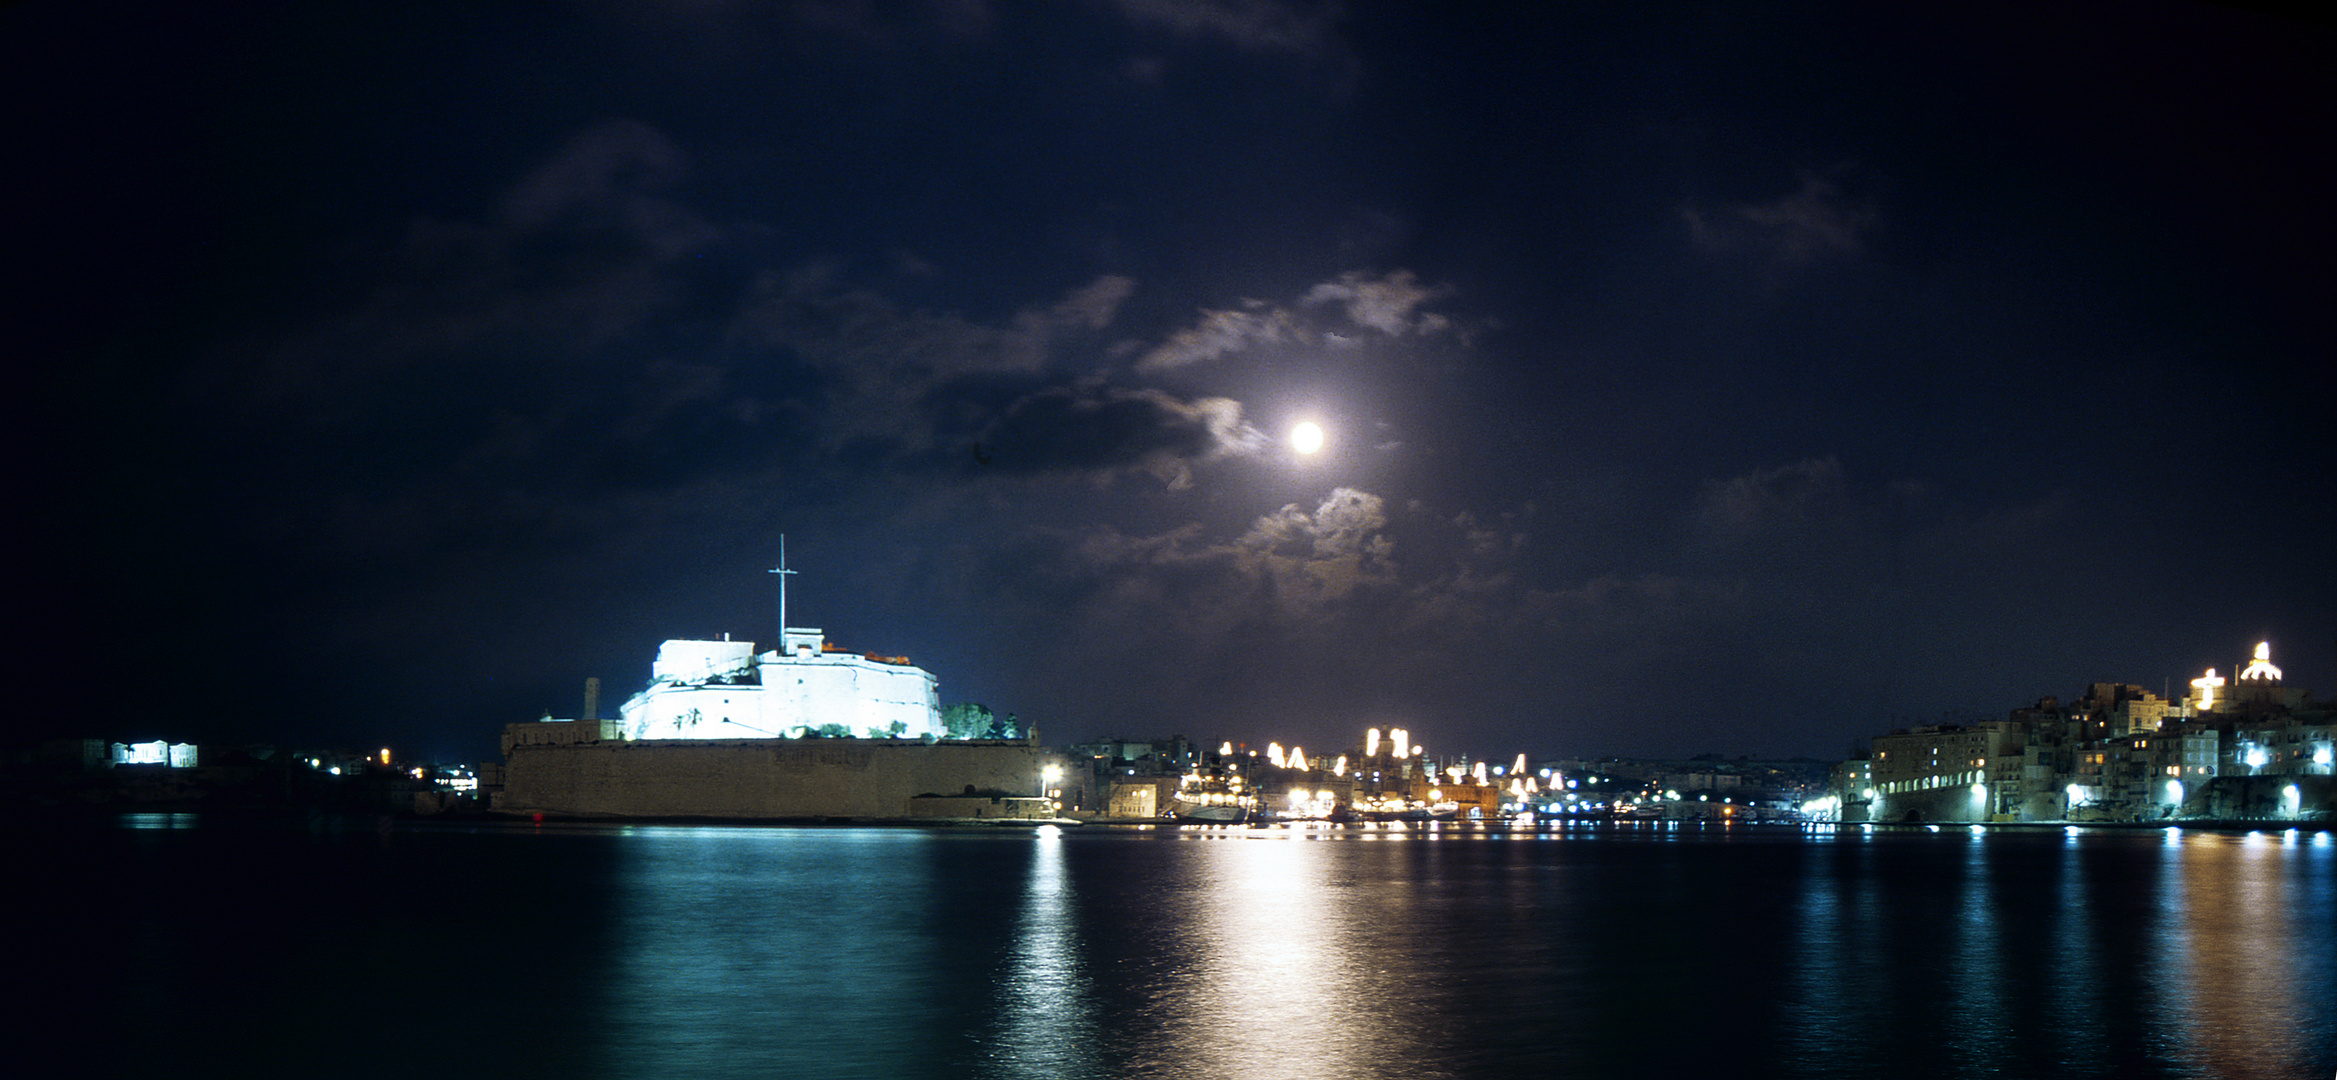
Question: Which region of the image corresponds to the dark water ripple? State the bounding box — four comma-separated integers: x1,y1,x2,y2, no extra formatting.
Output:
39,817,2336,1080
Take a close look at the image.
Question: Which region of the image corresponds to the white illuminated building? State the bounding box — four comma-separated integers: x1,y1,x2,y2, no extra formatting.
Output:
111,741,198,768
618,629,943,740
616,551,944,741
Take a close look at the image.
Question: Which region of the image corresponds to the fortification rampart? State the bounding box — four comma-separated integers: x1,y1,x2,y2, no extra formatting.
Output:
500,738,1040,819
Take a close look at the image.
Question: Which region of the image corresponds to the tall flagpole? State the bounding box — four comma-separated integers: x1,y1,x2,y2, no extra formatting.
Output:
769,536,795,641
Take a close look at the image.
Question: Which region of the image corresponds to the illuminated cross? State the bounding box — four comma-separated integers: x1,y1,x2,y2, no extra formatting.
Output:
2190,668,2224,711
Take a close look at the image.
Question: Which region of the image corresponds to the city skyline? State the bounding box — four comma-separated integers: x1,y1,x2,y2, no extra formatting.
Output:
18,1,2332,763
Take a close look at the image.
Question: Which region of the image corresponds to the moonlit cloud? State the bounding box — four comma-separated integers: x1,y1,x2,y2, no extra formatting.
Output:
497,122,696,239
1021,486,1405,652
1694,456,1851,538
1045,274,1138,331
1682,174,1879,268
1135,269,1458,371
1300,269,1452,336
1135,302,1297,372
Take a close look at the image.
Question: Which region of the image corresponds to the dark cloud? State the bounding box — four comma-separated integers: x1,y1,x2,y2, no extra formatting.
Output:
724,266,1144,460
973,385,1265,488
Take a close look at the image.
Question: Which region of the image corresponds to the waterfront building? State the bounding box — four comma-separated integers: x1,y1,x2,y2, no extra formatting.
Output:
2079,682,2176,736
1866,721,2025,823
615,629,944,741
605,550,948,741
110,740,200,768
1826,758,1872,821
2105,731,2218,819
1836,639,2331,823
495,558,1039,820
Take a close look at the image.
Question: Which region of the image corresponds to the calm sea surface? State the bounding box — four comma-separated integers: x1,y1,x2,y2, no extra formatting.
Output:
39,816,2336,1080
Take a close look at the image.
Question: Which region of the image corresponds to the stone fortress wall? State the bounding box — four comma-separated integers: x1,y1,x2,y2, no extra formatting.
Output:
500,737,1040,819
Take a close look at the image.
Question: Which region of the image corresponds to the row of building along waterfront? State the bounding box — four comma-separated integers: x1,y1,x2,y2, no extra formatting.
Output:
1823,642,2333,824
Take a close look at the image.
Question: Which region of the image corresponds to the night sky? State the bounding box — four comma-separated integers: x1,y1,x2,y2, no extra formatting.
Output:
18,1,2332,765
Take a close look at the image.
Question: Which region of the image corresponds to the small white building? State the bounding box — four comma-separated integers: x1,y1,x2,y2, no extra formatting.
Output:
618,627,943,740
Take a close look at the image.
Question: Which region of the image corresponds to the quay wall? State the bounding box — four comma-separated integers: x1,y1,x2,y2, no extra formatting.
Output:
501,738,1040,819
905,795,1057,820
1853,773,2334,825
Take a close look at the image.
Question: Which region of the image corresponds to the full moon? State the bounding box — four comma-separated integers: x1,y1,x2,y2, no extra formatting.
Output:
1291,421,1324,455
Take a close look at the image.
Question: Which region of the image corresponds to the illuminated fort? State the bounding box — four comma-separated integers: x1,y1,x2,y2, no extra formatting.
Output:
617,630,943,741
495,555,1040,821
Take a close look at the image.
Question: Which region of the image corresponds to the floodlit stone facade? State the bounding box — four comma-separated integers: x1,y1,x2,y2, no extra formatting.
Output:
617,629,943,741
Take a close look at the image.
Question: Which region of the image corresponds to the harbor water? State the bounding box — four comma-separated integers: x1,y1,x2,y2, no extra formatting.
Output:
42,817,2337,1079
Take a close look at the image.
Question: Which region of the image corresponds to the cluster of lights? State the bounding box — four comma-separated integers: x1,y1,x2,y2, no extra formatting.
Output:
1182,725,1559,822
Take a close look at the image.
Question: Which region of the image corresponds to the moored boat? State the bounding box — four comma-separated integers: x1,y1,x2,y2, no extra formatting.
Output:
1169,798,1250,823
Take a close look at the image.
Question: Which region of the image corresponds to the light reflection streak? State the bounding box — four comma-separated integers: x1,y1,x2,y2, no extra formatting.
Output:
119,812,199,830
2161,831,2320,1078
1784,834,1888,1070
2051,828,2109,1064
992,825,1098,1077
1140,830,1426,1079
1940,831,2008,1074
600,827,948,1077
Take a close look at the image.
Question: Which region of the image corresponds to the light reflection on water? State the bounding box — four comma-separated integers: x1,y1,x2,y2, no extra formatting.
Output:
2158,830,2328,1080
1780,825,2337,1080
991,825,1098,1078
118,811,199,829
597,826,967,1079
1135,827,1418,1080
69,817,2337,1080
577,823,2336,1080
1945,829,2007,1075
